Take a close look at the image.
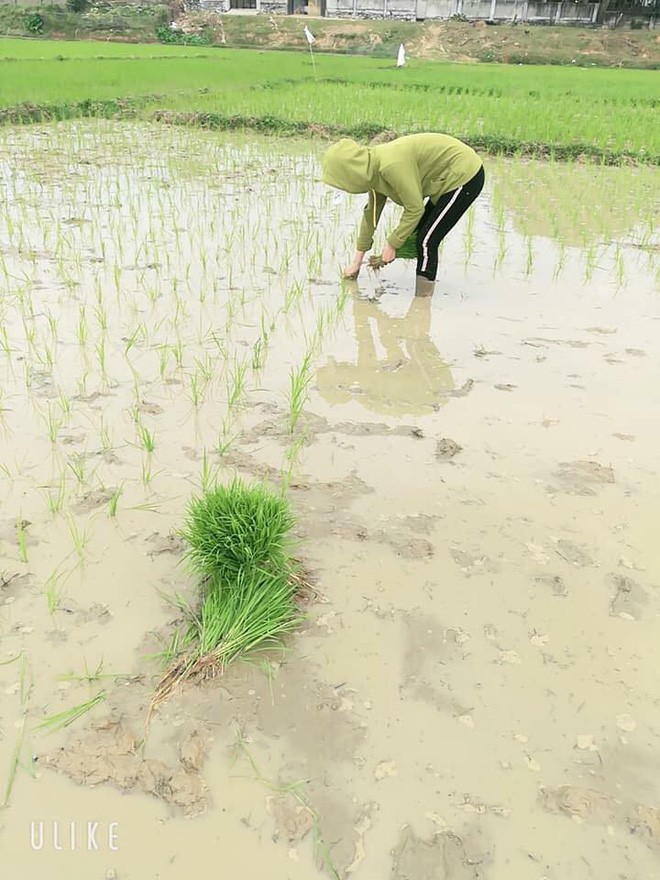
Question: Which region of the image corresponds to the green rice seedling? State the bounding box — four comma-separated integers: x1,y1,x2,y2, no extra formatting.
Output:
287,351,314,434
525,237,534,276
283,280,304,314
136,422,156,454
67,453,87,486
141,458,155,489
171,339,184,369
198,449,219,494
2,714,27,808
67,515,91,567
281,431,307,491
180,479,297,584
19,650,31,705
227,360,248,410
108,485,123,518
36,691,106,733
60,657,107,684
251,336,266,371
188,370,204,408
194,354,214,385
95,336,107,375
43,471,67,516
44,564,69,614
0,324,11,357
16,517,28,564
99,416,113,452
93,301,108,332
56,388,72,419
43,404,63,444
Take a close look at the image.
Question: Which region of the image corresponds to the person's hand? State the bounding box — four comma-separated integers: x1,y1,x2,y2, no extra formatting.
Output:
342,261,362,280
381,242,396,264
342,250,365,280
368,242,397,270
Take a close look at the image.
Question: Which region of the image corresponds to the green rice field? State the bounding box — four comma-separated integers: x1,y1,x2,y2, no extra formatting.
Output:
1,38,658,162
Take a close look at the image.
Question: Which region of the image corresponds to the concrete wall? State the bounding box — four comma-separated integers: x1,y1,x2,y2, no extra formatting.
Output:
326,0,601,21
198,0,655,25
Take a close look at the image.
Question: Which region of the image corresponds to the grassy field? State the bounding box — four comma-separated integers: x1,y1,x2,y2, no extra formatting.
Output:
0,38,658,163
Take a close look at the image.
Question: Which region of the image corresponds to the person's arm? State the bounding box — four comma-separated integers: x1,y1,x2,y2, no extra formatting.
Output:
344,192,387,278
357,191,388,252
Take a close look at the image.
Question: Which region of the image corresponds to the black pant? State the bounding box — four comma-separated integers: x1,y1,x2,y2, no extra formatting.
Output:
415,165,485,281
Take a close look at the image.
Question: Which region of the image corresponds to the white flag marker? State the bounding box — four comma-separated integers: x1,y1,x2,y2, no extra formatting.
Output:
396,44,406,68
304,25,317,77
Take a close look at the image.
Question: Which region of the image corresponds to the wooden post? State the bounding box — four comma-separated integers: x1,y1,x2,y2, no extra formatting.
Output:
489,0,497,19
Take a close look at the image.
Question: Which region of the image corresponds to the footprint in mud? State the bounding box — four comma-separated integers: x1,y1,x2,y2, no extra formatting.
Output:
0,572,31,606
551,460,616,496
540,784,660,848
400,613,470,715
72,487,117,514
534,574,568,598
608,573,648,620
391,825,485,880
450,547,500,577
145,531,187,557
137,400,164,416
553,538,595,568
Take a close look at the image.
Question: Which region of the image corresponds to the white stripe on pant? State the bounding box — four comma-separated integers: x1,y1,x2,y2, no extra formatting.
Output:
419,185,464,274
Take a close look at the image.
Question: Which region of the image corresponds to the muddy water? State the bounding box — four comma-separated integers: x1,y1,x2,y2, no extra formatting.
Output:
0,122,658,880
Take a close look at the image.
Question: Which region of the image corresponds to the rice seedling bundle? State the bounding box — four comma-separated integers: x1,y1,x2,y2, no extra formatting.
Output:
152,479,306,710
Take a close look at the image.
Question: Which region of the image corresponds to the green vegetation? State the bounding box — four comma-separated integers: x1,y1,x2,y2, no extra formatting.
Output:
0,3,169,42
35,690,107,732
151,480,305,710
180,479,296,584
0,39,657,162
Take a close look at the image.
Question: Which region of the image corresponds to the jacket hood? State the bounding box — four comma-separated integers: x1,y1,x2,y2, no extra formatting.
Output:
321,139,377,194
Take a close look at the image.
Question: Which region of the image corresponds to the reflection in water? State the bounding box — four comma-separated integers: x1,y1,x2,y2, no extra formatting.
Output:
316,288,454,417
488,158,658,249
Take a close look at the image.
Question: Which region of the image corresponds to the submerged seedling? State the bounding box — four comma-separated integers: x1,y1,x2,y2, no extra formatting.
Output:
287,351,314,434
36,691,106,733
16,517,28,564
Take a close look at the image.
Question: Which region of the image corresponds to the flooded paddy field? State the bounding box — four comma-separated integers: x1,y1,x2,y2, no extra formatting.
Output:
0,121,658,880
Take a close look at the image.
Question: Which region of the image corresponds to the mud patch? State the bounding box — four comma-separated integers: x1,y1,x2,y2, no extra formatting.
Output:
401,613,469,715
72,487,117,514
540,784,660,847
436,438,463,461
450,547,500,576
266,793,315,843
534,574,568,598
551,460,616,495
608,572,647,620
41,719,210,816
391,825,484,879
0,572,31,605
553,538,595,568
145,531,187,557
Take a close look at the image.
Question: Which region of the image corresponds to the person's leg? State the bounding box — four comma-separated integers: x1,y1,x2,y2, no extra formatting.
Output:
415,165,485,284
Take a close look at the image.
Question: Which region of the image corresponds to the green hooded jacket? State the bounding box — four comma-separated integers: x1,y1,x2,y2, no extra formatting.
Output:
321,133,482,252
